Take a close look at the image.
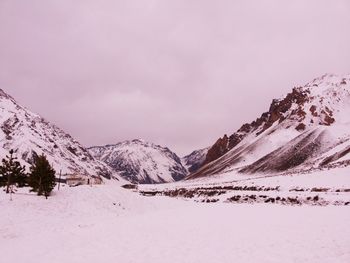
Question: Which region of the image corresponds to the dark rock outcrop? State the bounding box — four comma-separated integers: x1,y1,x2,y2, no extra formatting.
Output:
199,87,311,169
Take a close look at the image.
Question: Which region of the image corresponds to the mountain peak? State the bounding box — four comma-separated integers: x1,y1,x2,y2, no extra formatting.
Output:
0,88,113,179
131,138,146,144
0,88,16,101
0,88,7,96
89,140,187,184
188,73,350,179
307,73,349,86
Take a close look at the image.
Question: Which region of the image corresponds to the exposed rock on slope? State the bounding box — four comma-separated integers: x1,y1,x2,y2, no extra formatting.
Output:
89,139,187,184
182,147,209,173
188,74,350,179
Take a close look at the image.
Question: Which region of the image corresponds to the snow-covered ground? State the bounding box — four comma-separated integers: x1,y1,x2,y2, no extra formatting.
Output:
1,178,350,263
143,166,350,190
138,167,350,206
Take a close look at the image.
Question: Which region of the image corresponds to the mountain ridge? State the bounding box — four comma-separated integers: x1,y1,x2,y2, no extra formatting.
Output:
0,88,114,179
89,139,188,184
188,73,350,179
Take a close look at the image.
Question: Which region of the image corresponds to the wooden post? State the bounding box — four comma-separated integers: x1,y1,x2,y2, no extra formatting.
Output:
58,170,62,191
10,185,13,201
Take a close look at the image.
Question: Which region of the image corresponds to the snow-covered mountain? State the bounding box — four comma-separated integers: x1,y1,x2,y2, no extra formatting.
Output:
89,139,187,184
182,147,209,173
188,74,350,179
0,89,113,179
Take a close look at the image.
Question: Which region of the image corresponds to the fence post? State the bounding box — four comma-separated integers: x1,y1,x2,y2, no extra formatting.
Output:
58,170,62,191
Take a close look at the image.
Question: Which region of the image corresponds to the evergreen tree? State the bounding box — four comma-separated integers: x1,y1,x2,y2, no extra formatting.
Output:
16,172,28,188
29,154,56,199
0,149,26,195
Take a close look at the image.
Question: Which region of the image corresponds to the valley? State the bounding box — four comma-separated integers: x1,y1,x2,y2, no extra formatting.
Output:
1,74,350,263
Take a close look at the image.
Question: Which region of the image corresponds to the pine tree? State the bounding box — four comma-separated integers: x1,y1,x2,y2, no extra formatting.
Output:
0,149,26,195
29,154,56,199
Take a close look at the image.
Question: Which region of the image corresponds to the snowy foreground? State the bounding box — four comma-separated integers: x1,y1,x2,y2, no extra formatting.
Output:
1,175,350,263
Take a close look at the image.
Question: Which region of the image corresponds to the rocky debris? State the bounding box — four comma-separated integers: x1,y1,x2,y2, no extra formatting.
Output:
139,185,281,199
226,195,327,206
121,184,138,190
137,183,349,206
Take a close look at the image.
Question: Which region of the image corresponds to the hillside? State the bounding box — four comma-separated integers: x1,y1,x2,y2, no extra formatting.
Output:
0,89,113,179
188,74,350,179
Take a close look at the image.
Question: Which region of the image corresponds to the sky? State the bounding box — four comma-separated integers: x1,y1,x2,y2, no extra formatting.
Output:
0,0,350,155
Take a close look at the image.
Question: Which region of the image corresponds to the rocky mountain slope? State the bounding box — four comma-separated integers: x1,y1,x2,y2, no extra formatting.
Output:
188,74,350,179
182,148,209,173
89,139,187,184
0,89,113,179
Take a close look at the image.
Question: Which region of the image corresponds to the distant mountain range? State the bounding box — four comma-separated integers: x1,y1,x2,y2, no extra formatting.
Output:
0,88,199,184
1,73,349,184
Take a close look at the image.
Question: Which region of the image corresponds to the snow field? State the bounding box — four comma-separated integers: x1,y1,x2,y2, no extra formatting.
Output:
1,183,349,263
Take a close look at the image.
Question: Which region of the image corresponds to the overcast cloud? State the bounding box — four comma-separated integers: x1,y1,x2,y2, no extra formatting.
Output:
0,0,349,155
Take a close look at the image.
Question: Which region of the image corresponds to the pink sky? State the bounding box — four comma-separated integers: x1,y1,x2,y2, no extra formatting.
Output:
0,0,349,155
